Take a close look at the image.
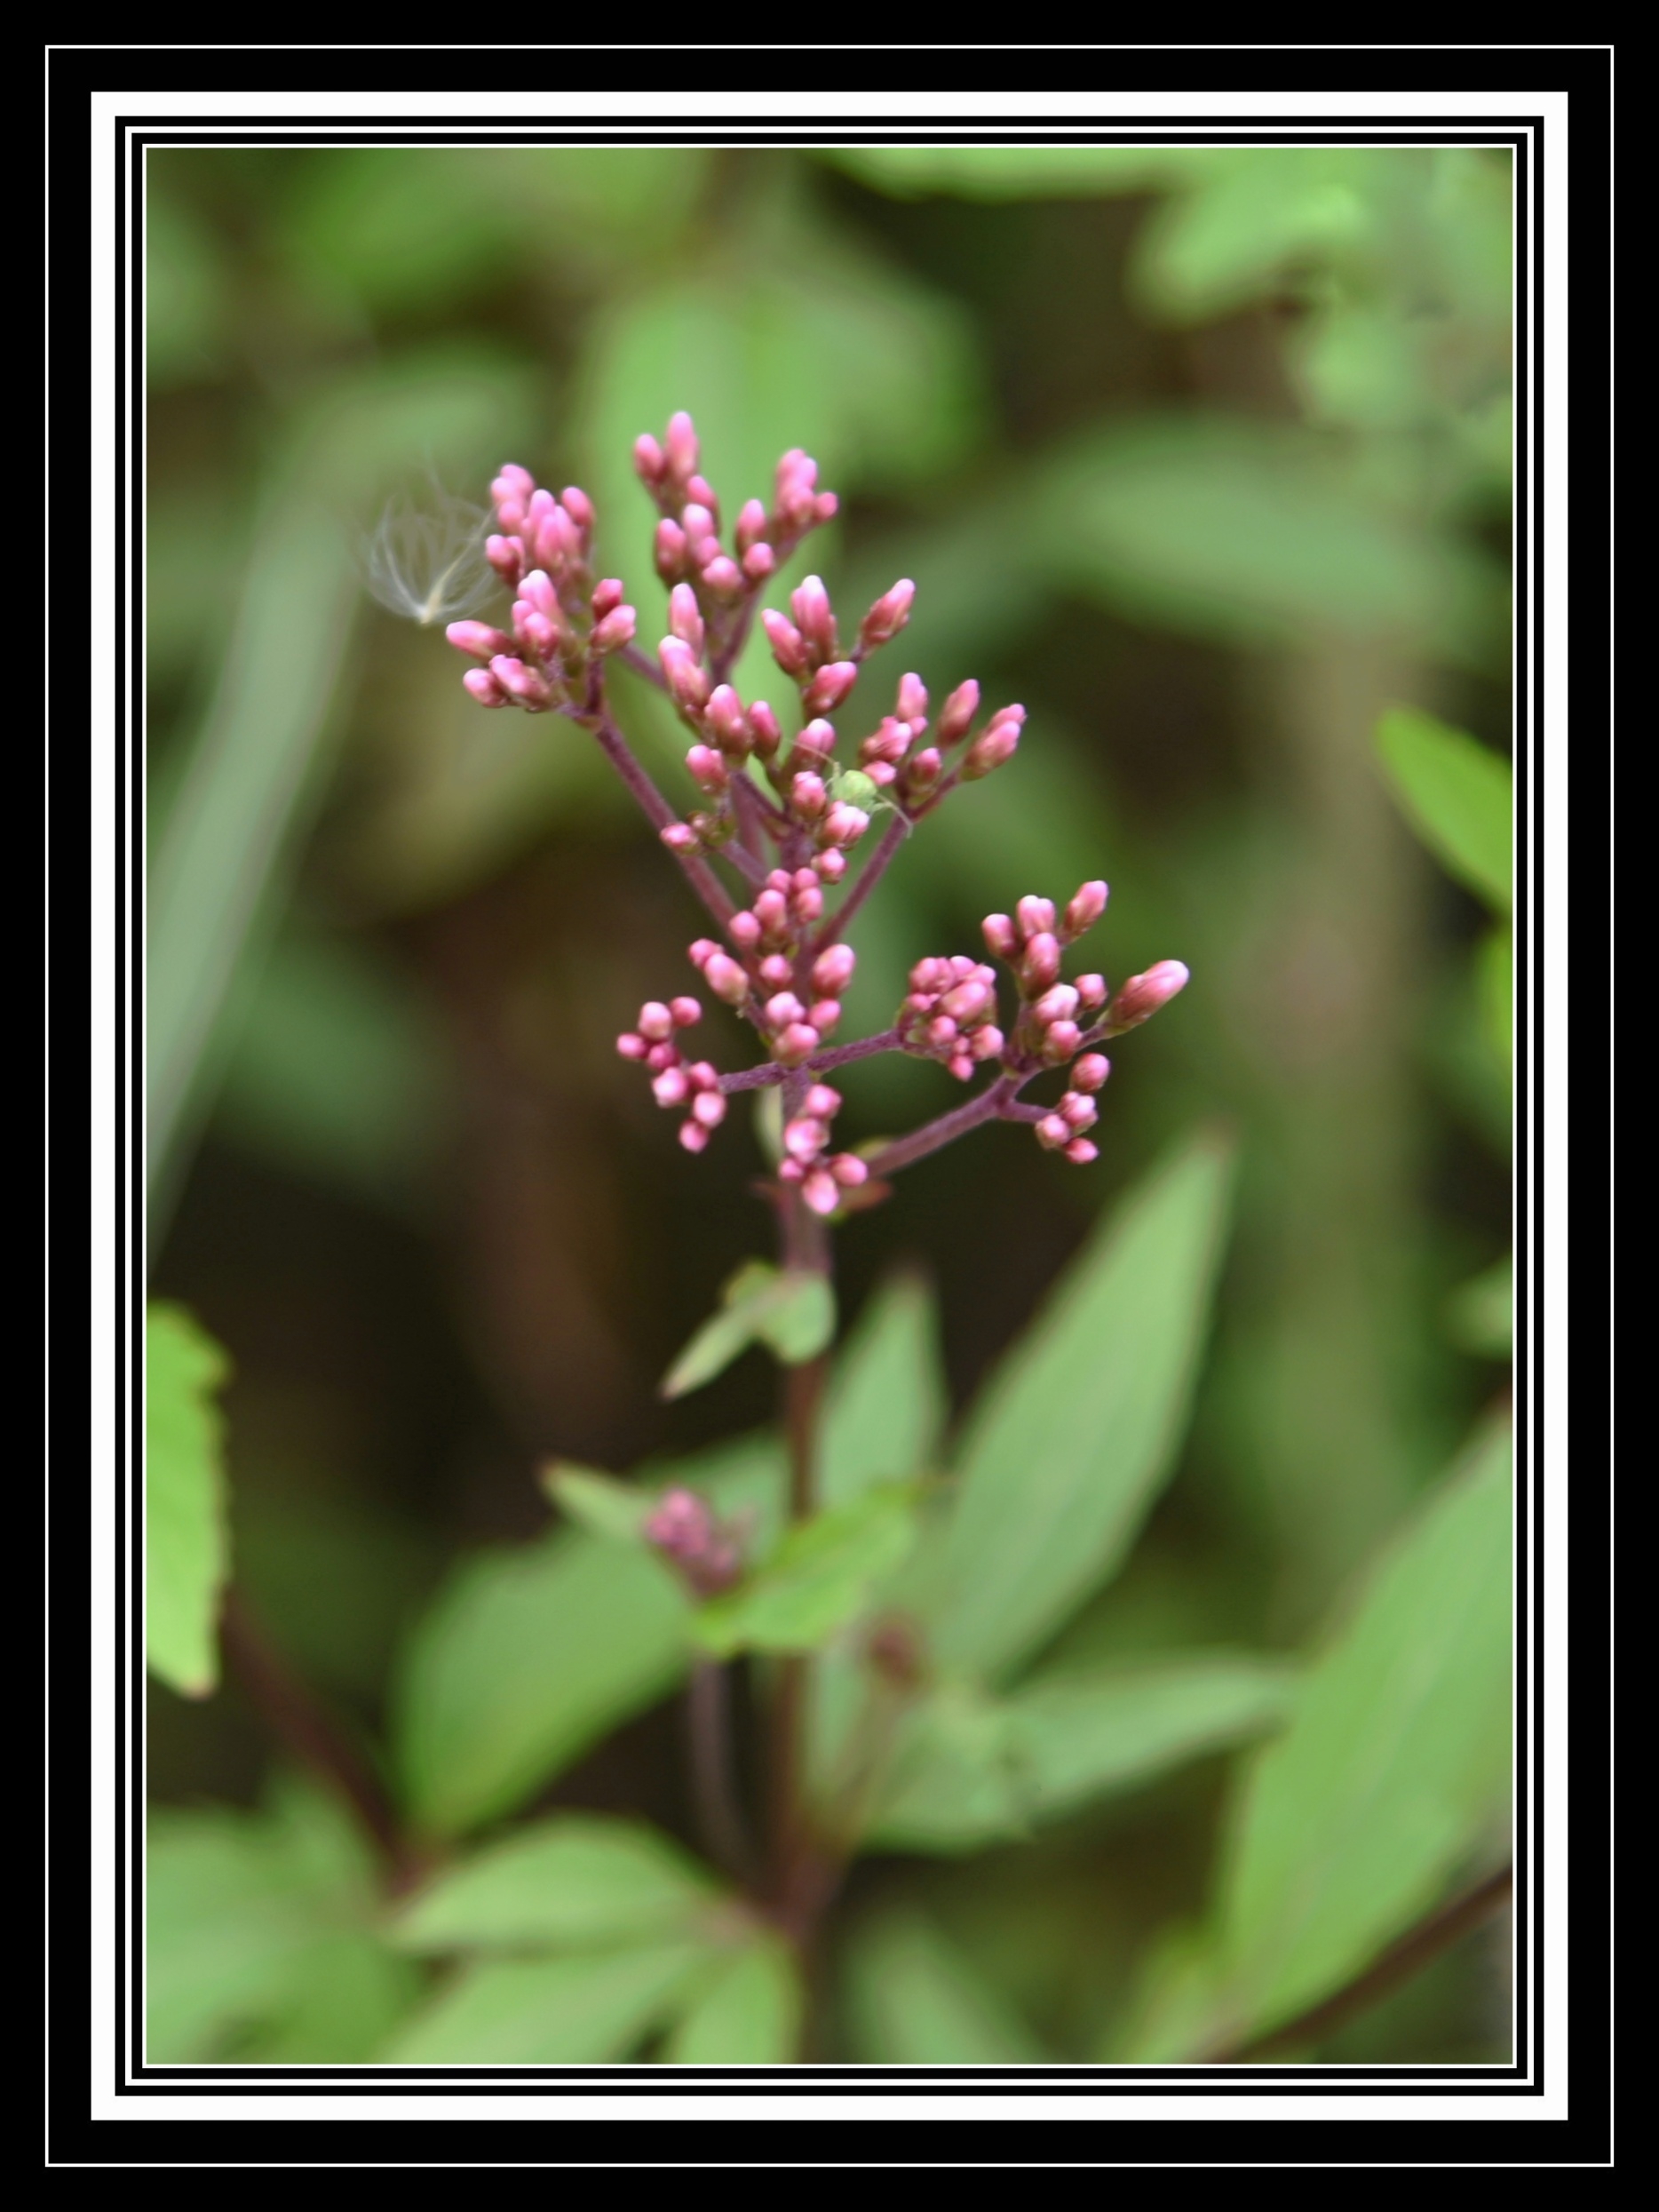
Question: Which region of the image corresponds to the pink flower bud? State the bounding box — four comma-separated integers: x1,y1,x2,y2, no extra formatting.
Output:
742,543,776,581
1032,983,1079,1025
803,660,859,717
971,1025,1005,1061
703,951,749,1005
1064,1138,1099,1166
821,802,869,848
791,574,837,658
765,991,806,1030
815,848,847,883
590,577,625,620
758,953,794,988
665,410,700,482
686,744,727,794
1062,880,1108,941
830,1153,869,1188
762,609,810,678
748,700,782,758
670,998,702,1029
728,910,762,949
490,656,552,707
492,463,536,506
1071,1054,1111,1093
1036,1114,1070,1151
1076,974,1107,1011
1108,960,1191,1029
805,1085,842,1118
705,686,748,753
940,978,992,1023
686,473,719,519
794,720,837,766
776,1022,822,1066
813,944,857,996
615,1031,647,1061
809,999,842,1034
792,879,823,923
791,772,827,820
736,498,770,554
1043,1020,1083,1062
680,502,716,551
688,938,718,967
590,605,636,654
937,679,980,746
925,1015,959,1049
981,912,1019,961
485,535,525,587
1019,932,1062,992
634,434,666,486
669,583,704,652
690,1090,726,1130
516,609,560,660
463,667,509,707
799,1170,837,1215
897,672,928,723
661,823,700,854
814,491,839,524
446,620,513,660
637,1002,674,1042
754,887,790,935
905,747,941,789
655,518,687,581
860,577,916,648
701,554,742,594
1060,1092,1099,1133
963,720,1020,779
645,1041,678,1072
660,636,711,712
561,484,594,536
653,1067,690,1107
679,1120,710,1154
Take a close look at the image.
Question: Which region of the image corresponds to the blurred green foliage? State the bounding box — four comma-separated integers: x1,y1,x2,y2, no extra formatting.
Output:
146,139,1513,2067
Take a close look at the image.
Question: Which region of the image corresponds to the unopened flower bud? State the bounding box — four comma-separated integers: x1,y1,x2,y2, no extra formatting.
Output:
1032,983,1079,1025
463,666,509,706
634,433,667,486
485,535,525,587
670,997,702,1029
703,951,749,1005
446,620,513,661
1107,960,1191,1030
860,578,916,648
1071,1054,1111,1092
702,554,742,594
561,485,595,537
791,772,828,819
804,1085,842,1119
615,1031,647,1061
896,672,929,724
830,1153,869,1188
665,410,700,483
661,823,700,854
705,686,749,755
728,910,762,949
971,1025,1005,1061
906,746,941,788
686,473,719,518
1065,1138,1099,1166
1060,1092,1099,1132
1042,1020,1083,1062
758,953,793,988
802,1169,839,1216
735,497,770,554
1019,932,1062,992
686,744,727,794
669,583,704,653
815,848,847,882
590,577,625,620
804,660,859,717
812,944,857,996
1062,880,1108,940
748,700,782,758
490,656,552,707
590,605,637,654
690,1090,726,1130
754,887,790,935
937,679,980,747
821,802,869,848
1076,974,1107,1010
963,720,1020,779
653,1067,690,1107
637,1002,675,1041
762,609,810,677
1036,1114,1070,1150
655,518,687,581
982,913,1019,961
742,543,776,581
765,991,806,1030
810,1000,842,1033
793,720,837,768
776,1022,822,1066
791,574,837,658
660,636,711,713
679,1121,710,1154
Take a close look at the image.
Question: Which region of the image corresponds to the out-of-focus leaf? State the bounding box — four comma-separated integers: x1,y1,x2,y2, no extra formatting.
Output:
692,1484,920,1659
660,1261,835,1399
869,1654,1295,1854
391,1529,688,1839
146,185,231,387
1446,1257,1512,1360
931,1130,1235,1683
145,1303,231,1698
1132,148,1390,323
382,1945,706,2064
1479,924,1513,1074
820,1272,946,1507
147,1781,417,2063
1036,417,1501,661
541,1463,657,1545
1215,1418,1512,2041
1102,1923,1226,2063
1375,706,1512,913
212,925,450,1204
662,1937,804,2064
394,1816,718,1953
842,1909,1047,2063
823,144,1206,201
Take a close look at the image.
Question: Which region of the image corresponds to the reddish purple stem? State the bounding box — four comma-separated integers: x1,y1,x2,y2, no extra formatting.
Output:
814,812,909,951
861,1072,1028,1179
718,1028,903,1095
587,700,736,929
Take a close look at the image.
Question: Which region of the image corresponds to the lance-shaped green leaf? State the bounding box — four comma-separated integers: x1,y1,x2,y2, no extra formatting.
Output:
393,1816,720,1954
930,1130,1235,1683
1215,1418,1513,2041
1375,705,1512,914
145,1302,232,1698
868,1653,1297,1854
842,1908,1048,2064
382,1945,708,2065
540,1462,657,1545
662,1937,804,2064
691,1484,922,1659
820,1270,947,1507
660,1260,836,1399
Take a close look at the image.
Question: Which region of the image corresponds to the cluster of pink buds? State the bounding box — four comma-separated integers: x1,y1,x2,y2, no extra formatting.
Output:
643,1487,743,1598
777,1084,870,1217
444,464,636,712
984,884,1112,1070
615,998,726,1153
1032,1053,1112,1166
897,957,1006,1082
684,867,859,1070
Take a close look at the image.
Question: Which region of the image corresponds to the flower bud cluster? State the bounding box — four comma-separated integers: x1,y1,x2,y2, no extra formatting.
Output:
444,464,636,711
615,998,727,1153
897,957,1005,1082
777,1083,871,1217
643,1487,744,1597
1032,1051,1112,1166
685,866,860,1067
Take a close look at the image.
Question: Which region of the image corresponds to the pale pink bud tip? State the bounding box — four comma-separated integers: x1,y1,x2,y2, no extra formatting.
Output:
638,1002,674,1041
616,1032,647,1061
1072,1054,1111,1092
463,668,508,707
861,578,916,647
670,998,702,1029
981,913,1019,961
803,1171,840,1216
678,1121,710,1153
1063,880,1108,938
447,621,511,660
776,1023,822,1066
634,434,666,482
815,849,847,882
591,606,637,654
1036,1115,1071,1151
804,661,860,717
661,824,700,854
1111,960,1191,1027
1065,1139,1099,1166
690,1091,726,1129
805,1085,842,1118
812,944,857,995
703,952,749,1006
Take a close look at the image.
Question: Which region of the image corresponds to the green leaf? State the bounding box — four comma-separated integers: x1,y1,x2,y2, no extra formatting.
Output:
1101,1923,1226,2063
1216,1418,1512,2040
1133,149,1388,324
391,1529,688,1839
145,1303,232,1698
663,1937,804,2064
382,1945,707,2064
842,1910,1047,2064
691,1484,921,1659
823,144,1206,202
660,1261,835,1399
1479,923,1513,1071
1375,706,1512,913
394,1816,719,1953
821,1271,947,1507
931,1130,1235,1683
869,1655,1296,1855
541,1463,656,1545
1446,1256,1513,1359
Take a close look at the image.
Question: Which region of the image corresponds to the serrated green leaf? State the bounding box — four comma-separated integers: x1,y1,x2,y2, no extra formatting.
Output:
145,1302,232,1698
1217,1418,1513,2039
382,1945,707,2064
662,1937,804,2064
660,1261,835,1398
391,1529,688,1838
842,1909,1047,2064
931,1131,1235,1684
821,1271,946,1508
541,1463,655,1544
1375,705,1512,913
394,1816,719,1953
868,1655,1296,1855
692,1484,920,1659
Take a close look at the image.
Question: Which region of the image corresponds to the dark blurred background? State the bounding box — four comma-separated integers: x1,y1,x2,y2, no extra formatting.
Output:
145,142,1512,2059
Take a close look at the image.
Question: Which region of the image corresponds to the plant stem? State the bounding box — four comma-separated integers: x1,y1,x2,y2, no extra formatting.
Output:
1210,1864,1515,2061
585,696,736,929
686,1659,757,1886
861,1072,1022,1179
814,812,909,950
718,1029,903,1095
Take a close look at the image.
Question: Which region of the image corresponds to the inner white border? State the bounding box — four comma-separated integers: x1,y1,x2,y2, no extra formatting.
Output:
85,78,1572,2131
